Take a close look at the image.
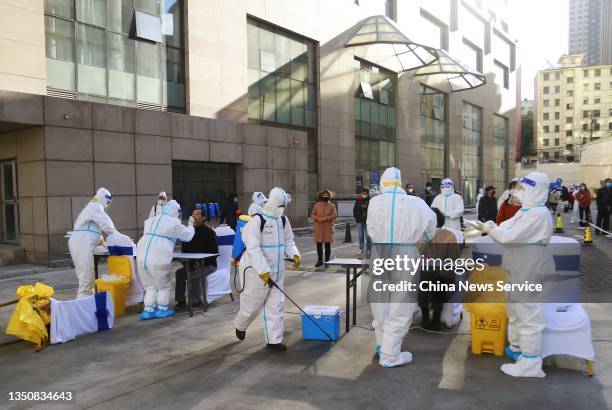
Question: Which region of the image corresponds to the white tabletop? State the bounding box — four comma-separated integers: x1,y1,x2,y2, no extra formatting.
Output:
325,258,369,267
173,252,218,260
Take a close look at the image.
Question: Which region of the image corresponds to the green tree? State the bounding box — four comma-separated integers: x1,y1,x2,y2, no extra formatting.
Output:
520,110,536,157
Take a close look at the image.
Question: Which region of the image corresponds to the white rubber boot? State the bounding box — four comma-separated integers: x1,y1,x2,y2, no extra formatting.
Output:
380,352,413,368
500,355,546,378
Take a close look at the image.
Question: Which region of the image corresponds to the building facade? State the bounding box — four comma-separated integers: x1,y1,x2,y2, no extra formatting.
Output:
534,54,612,162
568,0,612,66
0,0,517,264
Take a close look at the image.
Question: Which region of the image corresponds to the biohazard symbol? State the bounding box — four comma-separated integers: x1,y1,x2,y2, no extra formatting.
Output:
475,318,488,329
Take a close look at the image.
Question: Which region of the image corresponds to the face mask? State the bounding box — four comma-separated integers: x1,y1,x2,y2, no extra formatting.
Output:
580,186,585,190
514,187,525,202
441,187,453,195
426,187,431,192
158,199,165,205
408,188,414,193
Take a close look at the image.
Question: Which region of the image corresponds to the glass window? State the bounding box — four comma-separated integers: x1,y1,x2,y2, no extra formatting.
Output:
108,32,135,101
45,0,74,19
76,0,106,28
164,46,184,108
136,0,160,15
109,0,135,34
135,10,162,42
420,85,446,186
162,0,181,47
247,19,316,128
76,24,107,95
137,41,161,104
492,115,508,191
44,0,184,109
543,73,549,81
45,16,76,91
461,102,482,206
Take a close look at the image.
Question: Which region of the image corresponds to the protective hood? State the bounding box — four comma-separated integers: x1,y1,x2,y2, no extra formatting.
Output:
251,191,267,206
520,172,549,208
263,187,291,218
93,187,112,208
161,199,181,219
380,167,404,194
441,178,454,195
158,191,167,200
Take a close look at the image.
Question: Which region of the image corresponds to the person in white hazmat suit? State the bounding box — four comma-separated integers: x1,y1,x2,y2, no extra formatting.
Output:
431,178,464,231
247,191,267,216
137,200,195,320
69,188,119,299
475,187,484,212
149,191,167,219
467,172,554,378
234,187,301,351
367,167,437,367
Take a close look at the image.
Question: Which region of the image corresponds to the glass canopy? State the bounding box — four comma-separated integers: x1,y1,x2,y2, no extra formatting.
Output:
414,49,486,93
345,15,437,72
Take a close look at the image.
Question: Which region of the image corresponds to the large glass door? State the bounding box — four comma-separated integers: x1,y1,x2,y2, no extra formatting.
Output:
1,161,19,243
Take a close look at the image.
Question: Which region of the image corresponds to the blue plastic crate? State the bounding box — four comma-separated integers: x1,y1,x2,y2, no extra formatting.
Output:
301,305,341,341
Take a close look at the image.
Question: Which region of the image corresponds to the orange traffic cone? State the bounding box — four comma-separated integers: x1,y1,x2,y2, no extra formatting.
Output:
554,213,564,233
583,225,593,245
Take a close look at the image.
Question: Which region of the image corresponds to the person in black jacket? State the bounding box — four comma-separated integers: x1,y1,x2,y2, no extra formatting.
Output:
478,185,498,228
175,208,219,309
420,182,437,206
353,188,371,255
221,192,239,231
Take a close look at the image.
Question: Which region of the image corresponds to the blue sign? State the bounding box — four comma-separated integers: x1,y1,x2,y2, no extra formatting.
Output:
371,170,380,185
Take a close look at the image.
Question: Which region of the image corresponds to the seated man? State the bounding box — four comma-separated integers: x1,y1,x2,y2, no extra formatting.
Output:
418,208,463,330
175,208,219,309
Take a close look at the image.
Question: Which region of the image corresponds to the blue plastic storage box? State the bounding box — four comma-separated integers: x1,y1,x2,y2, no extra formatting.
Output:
302,305,341,341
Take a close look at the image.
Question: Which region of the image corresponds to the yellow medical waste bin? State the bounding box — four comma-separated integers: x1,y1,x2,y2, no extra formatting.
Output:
466,303,507,357
95,256,131,317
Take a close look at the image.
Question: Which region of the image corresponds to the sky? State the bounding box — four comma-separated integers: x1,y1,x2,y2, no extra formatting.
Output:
507,0,570,100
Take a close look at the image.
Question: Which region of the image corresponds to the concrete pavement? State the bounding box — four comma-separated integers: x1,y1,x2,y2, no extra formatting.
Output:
0,215,611,409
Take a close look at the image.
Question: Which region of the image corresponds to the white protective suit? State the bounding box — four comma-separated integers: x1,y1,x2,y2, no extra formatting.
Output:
431,178,464,231
483,172,554,378
367,168,437,367
234,187,300,344
149,191,167,219
247,191,267,216
475,188,484,212
137,200,194,315
69,188,118,299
